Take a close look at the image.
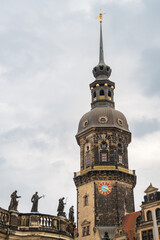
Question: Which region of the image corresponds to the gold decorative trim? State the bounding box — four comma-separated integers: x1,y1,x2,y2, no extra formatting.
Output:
100,96,105,99
118,167,134,174
94,166,115,171
80,167,92,175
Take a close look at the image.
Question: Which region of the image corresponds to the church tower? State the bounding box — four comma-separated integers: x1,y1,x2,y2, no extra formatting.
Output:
74,13,136,239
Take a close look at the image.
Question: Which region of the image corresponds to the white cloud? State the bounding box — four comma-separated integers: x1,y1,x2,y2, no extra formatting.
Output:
0,0,160,219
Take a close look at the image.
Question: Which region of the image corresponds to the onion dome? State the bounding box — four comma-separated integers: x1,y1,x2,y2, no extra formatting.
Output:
77,107,130,136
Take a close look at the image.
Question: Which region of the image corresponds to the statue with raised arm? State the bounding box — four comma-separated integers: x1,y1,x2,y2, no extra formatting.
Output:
57,197,66,217
8,190,21,211
31,192,42,212
69,206,74,222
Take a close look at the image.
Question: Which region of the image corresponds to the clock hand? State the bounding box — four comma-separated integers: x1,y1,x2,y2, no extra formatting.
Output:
103,187,108,190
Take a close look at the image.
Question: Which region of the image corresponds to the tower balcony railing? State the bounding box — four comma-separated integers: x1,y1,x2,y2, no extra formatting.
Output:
74,165,135,177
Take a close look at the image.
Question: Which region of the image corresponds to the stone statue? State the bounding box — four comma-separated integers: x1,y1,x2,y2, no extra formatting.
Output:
69,206,74,222
31,192,42,212
8,190,21,211
57,197,66,217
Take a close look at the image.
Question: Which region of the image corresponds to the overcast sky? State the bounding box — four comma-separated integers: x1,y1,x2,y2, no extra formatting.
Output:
0,0,160,218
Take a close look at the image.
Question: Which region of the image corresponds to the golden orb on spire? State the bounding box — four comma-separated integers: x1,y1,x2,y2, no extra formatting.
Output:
96,10,105,23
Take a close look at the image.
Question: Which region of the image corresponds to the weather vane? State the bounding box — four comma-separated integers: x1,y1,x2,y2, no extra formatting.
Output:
96,10,105,23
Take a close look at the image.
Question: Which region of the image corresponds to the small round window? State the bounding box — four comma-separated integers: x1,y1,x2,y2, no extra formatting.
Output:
83,120,89,128
117,118,124,126
99,116,108,124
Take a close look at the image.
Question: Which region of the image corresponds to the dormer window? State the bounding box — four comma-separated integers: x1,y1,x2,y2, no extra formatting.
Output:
147,210,152,221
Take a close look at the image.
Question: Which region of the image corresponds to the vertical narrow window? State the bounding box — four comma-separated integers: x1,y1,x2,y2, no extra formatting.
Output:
142,231,147,240
108,90,111,100
82,227,86,236
142,230,153,240
100,89,105,99
148,229,153,240
156,208,160,219
158,227,160,239
101,153,107,162
82,225,90,236
86,146,90,168
119,155,122,164
118,143,123,154
84,195,88,206
87,226,90,235
100,89,104,95
93,91,96,101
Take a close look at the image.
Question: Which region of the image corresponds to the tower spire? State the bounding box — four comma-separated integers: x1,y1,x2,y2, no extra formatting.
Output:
99,19,104,63
97,11,105,64
93,11,111,80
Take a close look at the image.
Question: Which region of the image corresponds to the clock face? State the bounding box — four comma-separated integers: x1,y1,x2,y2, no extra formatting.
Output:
98,182,112,195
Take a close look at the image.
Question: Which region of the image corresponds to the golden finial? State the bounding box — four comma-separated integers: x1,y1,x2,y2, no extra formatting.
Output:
96,10,105,23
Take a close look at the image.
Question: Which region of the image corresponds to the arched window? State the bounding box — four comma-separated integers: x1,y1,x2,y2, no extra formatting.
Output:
147,210,152,221
100,89,104,96
84,195,88,206
118,143,123,155
108,91,111,100
156,208,160,219
108,91,111,97
93,92,96,98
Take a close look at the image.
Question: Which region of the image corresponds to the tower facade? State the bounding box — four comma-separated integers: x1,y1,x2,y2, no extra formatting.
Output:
74,15,136,239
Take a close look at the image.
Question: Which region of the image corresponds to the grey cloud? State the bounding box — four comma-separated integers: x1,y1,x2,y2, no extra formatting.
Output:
131,118,160,137
138,48,160,95
0,0,160,217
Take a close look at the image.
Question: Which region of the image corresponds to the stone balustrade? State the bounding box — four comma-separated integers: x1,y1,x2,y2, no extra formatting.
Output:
0,207,75,239
0,208,9,226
